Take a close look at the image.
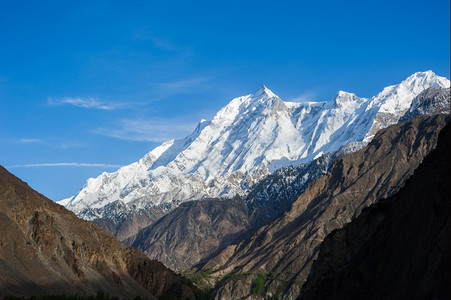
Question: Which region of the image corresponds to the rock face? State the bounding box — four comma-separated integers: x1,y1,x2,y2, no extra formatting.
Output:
131,197,251,271
299,120,451,300
201,115,449,299
245,153,335,229
0,166,197,299
91,202,165,242
401,86,450,121
245,140,368,230
60,71,449,243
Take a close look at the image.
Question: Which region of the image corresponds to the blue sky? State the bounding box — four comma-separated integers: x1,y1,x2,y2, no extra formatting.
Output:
1,0,450,200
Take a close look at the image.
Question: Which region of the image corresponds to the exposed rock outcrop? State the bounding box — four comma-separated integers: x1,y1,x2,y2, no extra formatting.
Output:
246,153,334,229
401,86,450,121
299,119,451,300
91,201,165,242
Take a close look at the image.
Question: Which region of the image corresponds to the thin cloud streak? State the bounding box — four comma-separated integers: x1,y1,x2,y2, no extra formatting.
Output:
8,163,123,168
93,118,198,142
48,97,113,110
14,138,86,149
16,138,46,144
47,97,145,110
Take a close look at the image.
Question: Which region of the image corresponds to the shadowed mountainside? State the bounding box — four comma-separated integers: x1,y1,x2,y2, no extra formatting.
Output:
131,197,251,271
299,118,451,300
200,115,449,299
91,201,165,242
0,166,198,299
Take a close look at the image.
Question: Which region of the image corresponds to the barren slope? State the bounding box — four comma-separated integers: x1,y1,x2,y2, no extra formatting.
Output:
299,119,451,300
0,166,197,299
202,115,449,299
132,197,250,271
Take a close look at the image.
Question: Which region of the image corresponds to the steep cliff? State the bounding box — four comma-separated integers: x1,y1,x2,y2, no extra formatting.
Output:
299,119,450,300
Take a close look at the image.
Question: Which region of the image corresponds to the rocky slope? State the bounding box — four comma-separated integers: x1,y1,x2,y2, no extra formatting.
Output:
246,85,450,230
246,139,370,229
299,119,451,300
60,71,450,243
91,202,165,242
131,197,251,271
0,166,198,299
245,153,335,229
129,148,360,272
401,86,450,121
201,115,449,299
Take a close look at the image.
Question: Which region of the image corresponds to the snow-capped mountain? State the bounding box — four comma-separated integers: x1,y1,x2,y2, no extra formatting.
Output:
401,86,450,121
60,71,450,223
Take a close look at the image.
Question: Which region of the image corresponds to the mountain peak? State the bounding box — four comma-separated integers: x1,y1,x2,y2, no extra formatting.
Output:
254,84,277,98
333,90,360,107
413,70,435,77
62,70,451,237
368,70,450,115
335,90,356,97
400,70,449,89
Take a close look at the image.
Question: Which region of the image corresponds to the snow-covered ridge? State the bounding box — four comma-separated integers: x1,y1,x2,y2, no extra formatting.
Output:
60,71,450,221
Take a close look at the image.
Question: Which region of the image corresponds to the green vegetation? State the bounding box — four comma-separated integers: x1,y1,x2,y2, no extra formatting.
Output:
252,273,268,295
212,263,227,272
192,272,210,286
218,271,251,287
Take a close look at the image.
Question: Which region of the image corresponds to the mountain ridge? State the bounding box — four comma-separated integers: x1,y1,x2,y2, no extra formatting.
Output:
61,71,450,242
201,114,449,299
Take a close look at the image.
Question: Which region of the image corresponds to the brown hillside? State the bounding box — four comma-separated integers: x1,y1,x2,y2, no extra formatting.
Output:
299,118,451,299
0,166,197,299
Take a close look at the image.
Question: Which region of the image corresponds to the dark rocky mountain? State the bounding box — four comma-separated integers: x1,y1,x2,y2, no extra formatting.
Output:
0,166,199,299
199,115,449,299
299,119,451,300
245,140,367,229
131,197,251,271
91,201,165,242
245,153,334,229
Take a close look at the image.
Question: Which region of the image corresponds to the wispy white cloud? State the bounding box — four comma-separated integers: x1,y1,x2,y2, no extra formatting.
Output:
92,118,197,142
47,97,143,110
14,138,86,149
47,97,112,110
16,138,46,144
7,162,123,168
